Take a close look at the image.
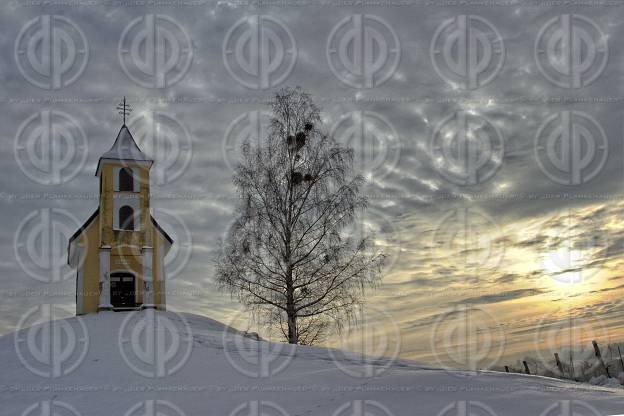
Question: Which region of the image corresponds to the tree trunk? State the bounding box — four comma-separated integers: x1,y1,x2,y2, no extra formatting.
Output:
287,311,297,344
286,287,298,343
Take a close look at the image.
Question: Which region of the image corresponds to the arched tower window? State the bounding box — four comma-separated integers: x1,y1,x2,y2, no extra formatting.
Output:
119,205,134,231
119,168,134,192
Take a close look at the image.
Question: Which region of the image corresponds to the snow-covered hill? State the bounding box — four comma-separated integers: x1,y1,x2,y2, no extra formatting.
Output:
1,310,622,416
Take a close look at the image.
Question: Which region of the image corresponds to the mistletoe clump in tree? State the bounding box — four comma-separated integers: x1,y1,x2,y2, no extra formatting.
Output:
216,87,384,345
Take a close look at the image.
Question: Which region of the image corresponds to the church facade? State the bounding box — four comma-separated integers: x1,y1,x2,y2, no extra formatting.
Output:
67,124,173,314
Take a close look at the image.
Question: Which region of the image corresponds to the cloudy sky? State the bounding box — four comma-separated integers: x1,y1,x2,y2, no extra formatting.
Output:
1,0,624,372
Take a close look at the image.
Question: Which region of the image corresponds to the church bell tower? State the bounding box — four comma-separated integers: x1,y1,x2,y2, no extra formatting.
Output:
68,99,173,314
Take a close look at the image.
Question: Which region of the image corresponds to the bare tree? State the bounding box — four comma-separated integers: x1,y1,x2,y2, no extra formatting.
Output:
216,87,384,345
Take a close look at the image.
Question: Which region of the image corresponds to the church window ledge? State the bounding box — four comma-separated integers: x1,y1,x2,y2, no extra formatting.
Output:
113,192,140,198
112,229,142,245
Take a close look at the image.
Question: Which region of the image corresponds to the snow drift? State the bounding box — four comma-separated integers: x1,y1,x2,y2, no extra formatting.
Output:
0,310,622,416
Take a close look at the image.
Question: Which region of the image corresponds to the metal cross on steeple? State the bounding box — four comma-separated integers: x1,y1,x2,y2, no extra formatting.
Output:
116,97,132,125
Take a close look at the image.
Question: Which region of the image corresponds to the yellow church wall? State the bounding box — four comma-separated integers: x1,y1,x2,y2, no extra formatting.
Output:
99,164,113,246
79,222,167,314
74,154,172,314
79,214,101,315
99,161,152,308
99,162,152,248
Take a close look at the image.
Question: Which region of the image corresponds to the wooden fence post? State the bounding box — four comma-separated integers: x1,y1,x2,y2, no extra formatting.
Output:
592,340,611,378
569,351,576,381
554,353,564,376
523,360,531,375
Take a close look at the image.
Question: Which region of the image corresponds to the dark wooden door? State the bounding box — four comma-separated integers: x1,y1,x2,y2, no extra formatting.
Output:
110,273,136,307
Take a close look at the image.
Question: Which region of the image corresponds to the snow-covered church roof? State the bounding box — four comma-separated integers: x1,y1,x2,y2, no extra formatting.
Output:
95,124,152,176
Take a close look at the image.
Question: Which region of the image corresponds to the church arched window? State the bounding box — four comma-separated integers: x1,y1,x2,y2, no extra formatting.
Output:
119,168,134,192
119,206,134,231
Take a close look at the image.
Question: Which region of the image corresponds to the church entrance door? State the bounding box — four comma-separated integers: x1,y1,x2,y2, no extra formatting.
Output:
110,272,136,308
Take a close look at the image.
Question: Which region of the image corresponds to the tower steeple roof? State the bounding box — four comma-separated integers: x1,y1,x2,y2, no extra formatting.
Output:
95,124,152,176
